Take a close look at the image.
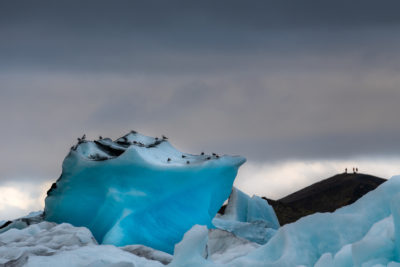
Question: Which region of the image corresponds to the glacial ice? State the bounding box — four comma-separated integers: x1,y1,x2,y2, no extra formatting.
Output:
0,219,173,266
218,187,279,227
4,131,400,266
0,221,96,266
121,245,173,265
44,132,245,253
206,228,260,263
212,187,279,244
0,210,43,235
171,175,400,266
24,245,164,267
4,175,400,266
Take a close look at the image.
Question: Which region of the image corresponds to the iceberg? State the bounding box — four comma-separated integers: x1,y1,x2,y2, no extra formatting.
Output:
206,228,260,264
0,221,97,266
212,187,279,244
0,211,43,234
218,187,279,227
4,173,400,266
44,132,245,253
0,217,171,266
170,175,400,266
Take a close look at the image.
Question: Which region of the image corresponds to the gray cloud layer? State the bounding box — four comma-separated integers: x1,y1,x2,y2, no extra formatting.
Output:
1,1,400,184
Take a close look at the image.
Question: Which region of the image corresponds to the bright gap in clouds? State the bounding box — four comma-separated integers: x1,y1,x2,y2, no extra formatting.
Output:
1,157,400,221
0,181,52,221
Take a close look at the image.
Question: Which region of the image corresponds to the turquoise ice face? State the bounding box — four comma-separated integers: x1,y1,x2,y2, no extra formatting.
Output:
44,132,245,253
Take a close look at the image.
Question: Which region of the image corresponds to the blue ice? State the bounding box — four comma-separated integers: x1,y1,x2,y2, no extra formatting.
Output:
44,132,245,253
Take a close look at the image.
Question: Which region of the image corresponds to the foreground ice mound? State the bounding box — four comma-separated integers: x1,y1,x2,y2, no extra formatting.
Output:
0,221,165,267
0,211,43,234
171,175,400,266
5,174,400,266
44,132,245,253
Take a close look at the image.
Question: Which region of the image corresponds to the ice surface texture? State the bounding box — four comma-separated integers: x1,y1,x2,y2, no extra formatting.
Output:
0,221,165,267
171,175,400,266
0,211,43,234
213,187,279,244
218,187,280,228
44,132,245,253
5,175,400,266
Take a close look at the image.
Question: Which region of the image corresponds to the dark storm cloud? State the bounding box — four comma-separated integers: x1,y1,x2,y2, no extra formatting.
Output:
1,0,400,185
1,0,400,72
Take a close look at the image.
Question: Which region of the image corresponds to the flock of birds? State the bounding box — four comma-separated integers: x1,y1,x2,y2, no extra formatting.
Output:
72,131,220,164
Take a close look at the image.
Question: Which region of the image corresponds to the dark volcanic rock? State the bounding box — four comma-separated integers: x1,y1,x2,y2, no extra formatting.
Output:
266,173,386,225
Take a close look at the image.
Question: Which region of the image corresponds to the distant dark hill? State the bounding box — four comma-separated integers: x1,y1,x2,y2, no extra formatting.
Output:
265,173,386,225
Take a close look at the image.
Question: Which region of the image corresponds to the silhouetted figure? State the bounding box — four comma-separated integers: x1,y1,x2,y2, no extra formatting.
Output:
99,136,103,140
356,167,358,173
167,158,171,162
206,157,211,160
131,130,137,134
155,137,159,141
201,152,205,155
162,135,168,140
345,168,347,174
186,160,190,164
182,155,186,158
82,134,86,140
353,167,356,174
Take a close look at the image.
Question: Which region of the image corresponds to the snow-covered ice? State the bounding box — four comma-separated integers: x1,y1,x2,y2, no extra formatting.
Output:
0,221,95,266
44,132,245,253
0,211,43,235
0,220,168,266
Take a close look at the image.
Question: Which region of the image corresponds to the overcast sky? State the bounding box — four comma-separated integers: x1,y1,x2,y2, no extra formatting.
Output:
1,1,400,220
